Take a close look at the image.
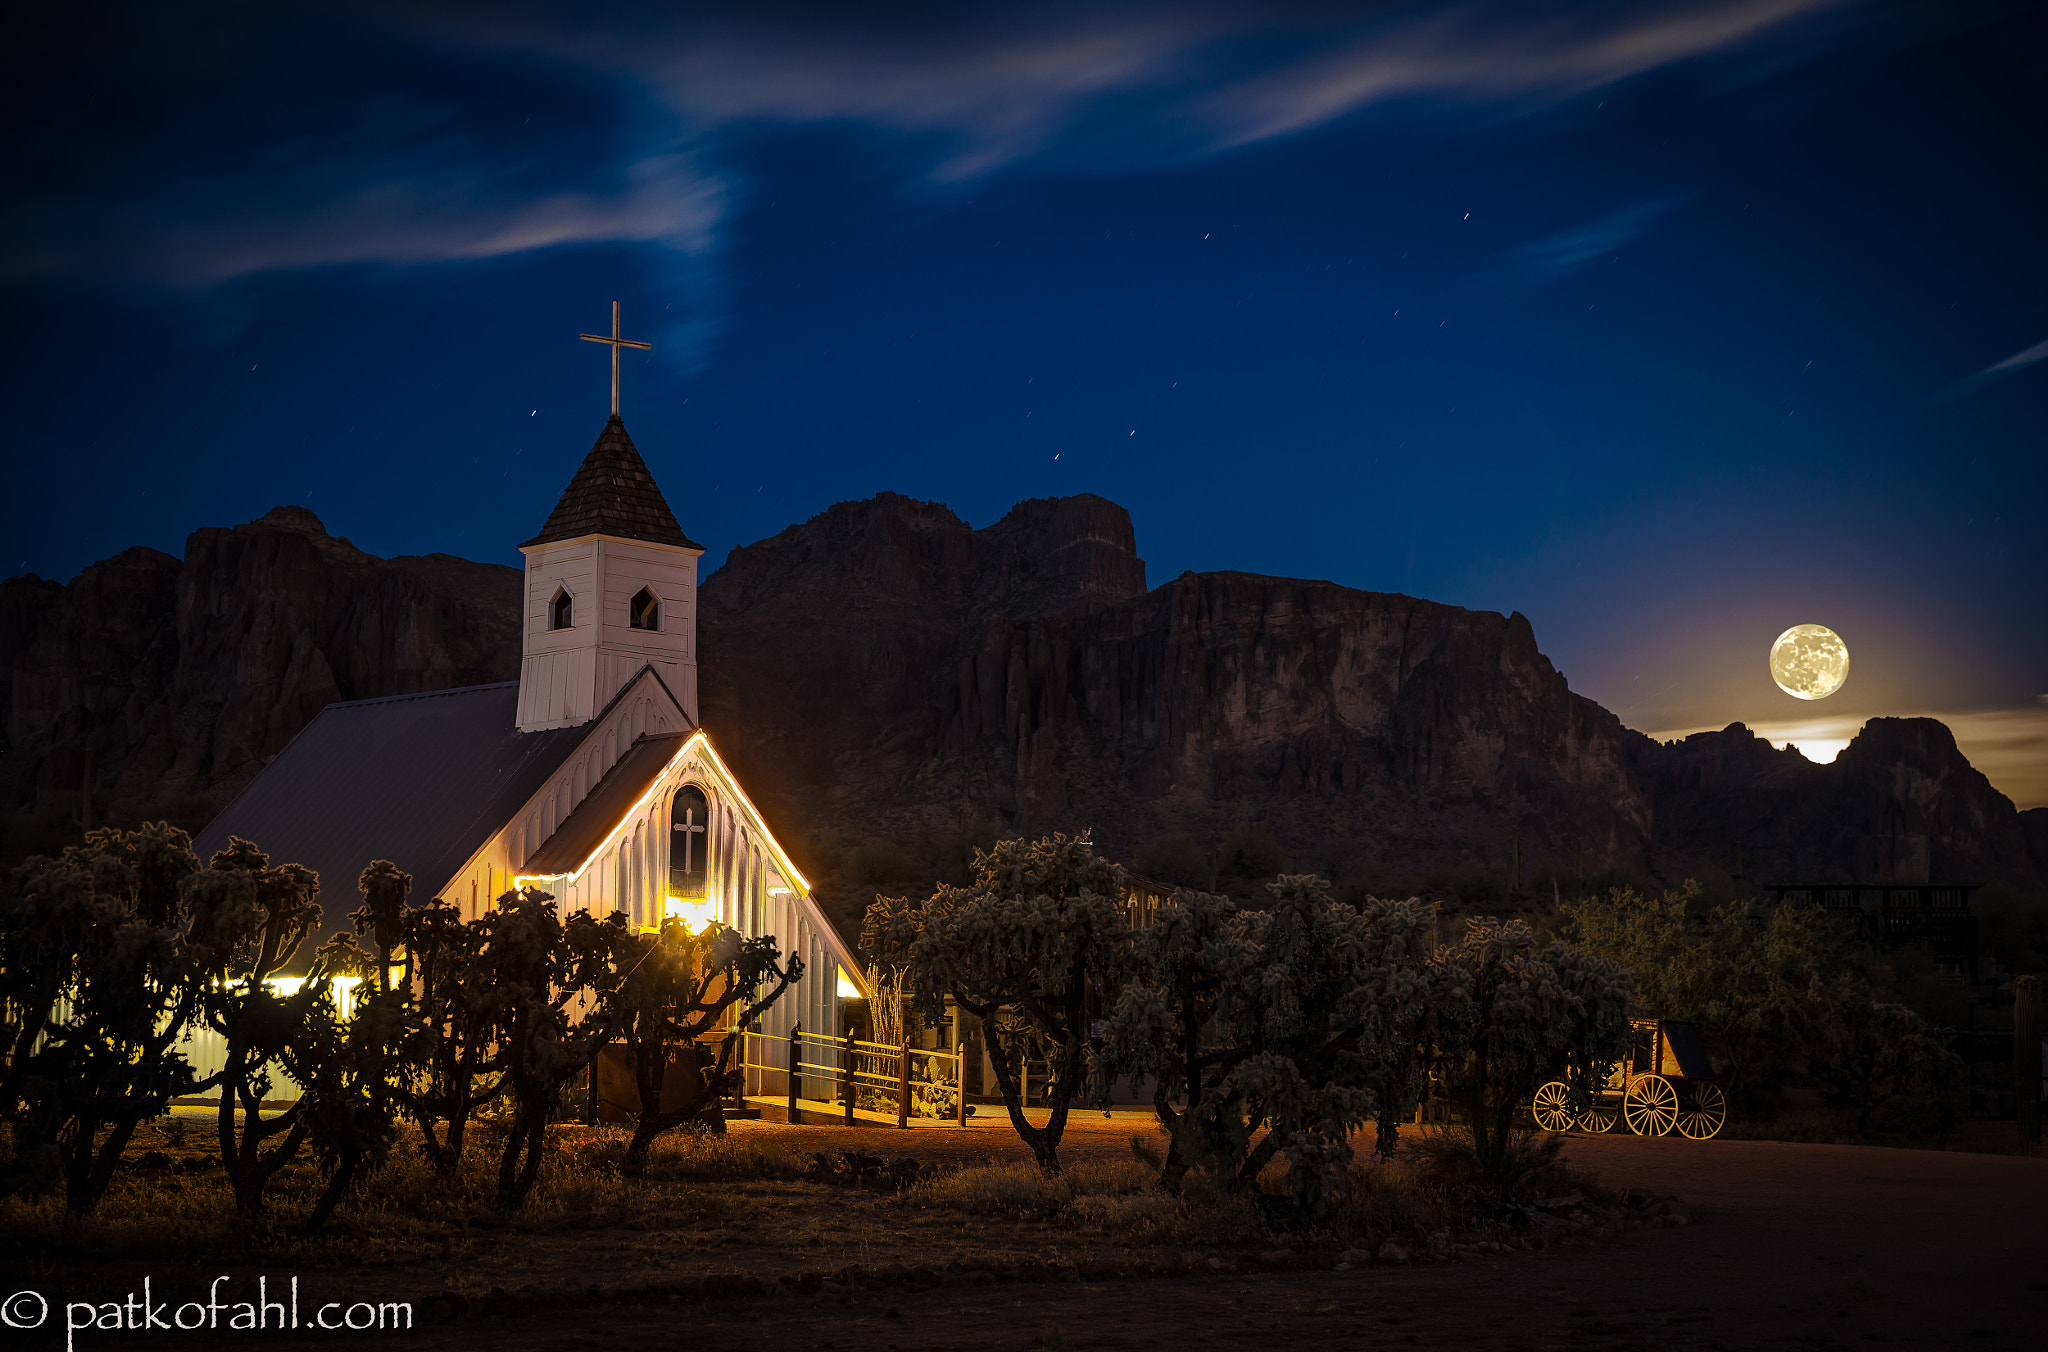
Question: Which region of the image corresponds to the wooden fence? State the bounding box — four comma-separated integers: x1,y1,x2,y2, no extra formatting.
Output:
723,1024,967,1126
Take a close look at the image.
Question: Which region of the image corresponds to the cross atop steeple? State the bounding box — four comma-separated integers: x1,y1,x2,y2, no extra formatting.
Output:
578,300,652,417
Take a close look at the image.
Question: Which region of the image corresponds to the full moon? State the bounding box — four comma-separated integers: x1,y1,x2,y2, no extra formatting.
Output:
1770,623,1850,700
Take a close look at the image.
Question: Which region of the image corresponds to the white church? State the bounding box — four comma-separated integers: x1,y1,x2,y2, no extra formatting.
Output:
196,325,867,1047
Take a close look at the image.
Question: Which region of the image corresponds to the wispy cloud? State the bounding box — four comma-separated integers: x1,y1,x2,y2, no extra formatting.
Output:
1980,336,2048,377
1202,0,1845,148
1911,335,2048,409
1516,195,1691,279
0,0,1864,352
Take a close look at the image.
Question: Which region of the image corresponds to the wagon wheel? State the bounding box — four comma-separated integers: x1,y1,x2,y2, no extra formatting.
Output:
1676,1082,1727,1140
1577,1103,1618,1134
1531,1081,1578,1133
1623,1074,1679,1137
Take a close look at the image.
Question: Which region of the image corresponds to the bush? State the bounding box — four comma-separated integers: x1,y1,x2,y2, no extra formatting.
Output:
1562,881,1968,1136
1131,833,1210,890
1404,1125,1588,1205
912,1155,1263,1245
1216,824,1285,880
1976,881,2048,974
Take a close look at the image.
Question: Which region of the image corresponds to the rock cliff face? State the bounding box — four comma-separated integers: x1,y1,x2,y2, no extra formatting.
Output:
6,492,2039,897
698,494,2041,892
1,506,521,821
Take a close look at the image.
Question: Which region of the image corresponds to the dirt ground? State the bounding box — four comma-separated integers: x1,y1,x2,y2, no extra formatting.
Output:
11,1116,2044,1352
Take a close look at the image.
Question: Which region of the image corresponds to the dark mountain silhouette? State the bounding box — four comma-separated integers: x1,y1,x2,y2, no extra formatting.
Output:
5,495,2040,923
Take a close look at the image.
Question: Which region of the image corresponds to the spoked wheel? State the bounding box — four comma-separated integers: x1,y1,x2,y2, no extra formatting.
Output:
1532,1081,1578,1133
1577,1103,1618,1134
1676,1082,1727,1140
1623,1074,1679,1136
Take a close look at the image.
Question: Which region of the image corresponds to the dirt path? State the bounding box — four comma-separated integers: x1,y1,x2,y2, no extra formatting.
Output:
25,1120,2045,1352
429,1123,2048,1352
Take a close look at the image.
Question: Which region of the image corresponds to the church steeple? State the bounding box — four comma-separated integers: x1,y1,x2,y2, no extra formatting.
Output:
522,416,703,551
516,415,703,733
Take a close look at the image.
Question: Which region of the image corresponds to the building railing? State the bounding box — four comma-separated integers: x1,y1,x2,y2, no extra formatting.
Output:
713,1025,967,1126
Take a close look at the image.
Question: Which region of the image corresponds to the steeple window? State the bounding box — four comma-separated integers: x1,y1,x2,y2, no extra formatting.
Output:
629,586,661,631
549,586,573,631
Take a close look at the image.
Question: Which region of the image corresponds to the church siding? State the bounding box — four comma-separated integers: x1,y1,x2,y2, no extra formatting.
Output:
464,719,861,1039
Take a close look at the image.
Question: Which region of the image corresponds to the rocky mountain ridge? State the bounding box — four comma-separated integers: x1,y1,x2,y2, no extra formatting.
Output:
4,495,2039,901
1,505,520,825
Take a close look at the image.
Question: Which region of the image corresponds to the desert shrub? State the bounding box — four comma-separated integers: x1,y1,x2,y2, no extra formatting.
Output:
1817,999,1968,1139
1403,1125,1590,1205
1321,1151,1458,1243
1976,881,2048,974
914,1155,1261,1245
1427,916,1633,1198
1216,824,1285,880
866,835,1127,1171
1131,833,1210,890
1451,867,1506,910
2,823,205,1214
612,920,802,1174
1563,881,1968,1135
1104,878,1440,1219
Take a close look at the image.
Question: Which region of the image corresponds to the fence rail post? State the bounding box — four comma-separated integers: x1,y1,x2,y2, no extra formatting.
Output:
897,1038,911,1129
952,1002,967,1127
842,1029,856,1127
788,1021,802,1124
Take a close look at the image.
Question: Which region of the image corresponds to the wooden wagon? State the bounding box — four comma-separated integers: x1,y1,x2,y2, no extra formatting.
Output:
1531,1018,1727,1139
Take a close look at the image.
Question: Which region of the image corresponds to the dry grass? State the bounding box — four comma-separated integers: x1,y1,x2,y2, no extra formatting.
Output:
1,1117,1575,1275
1401,1124,1596,1204
0,1121,810,1263
913,1156,1155,1218
1323,1150,1454,1239
914,1155,1271,1246
907,1135,1512,1250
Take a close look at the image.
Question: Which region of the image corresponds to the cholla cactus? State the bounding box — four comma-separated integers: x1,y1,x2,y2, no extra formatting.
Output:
612,920,803,1174
1,823,203,1214
470,889,632,1209
1102,875,1438,1217
183,836,329,1217
865,834,1126,1172
1429,916,1635,1192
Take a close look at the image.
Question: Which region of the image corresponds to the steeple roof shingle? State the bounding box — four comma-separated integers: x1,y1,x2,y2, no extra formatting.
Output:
522,416,703,550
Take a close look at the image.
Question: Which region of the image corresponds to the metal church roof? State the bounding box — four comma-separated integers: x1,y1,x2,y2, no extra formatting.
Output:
521,731,688,877
521,416,703,550
194,682,587,926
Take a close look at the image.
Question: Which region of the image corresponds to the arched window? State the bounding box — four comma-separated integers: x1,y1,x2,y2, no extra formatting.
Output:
629,586,661,631
549,586,573,631
670,784,710,899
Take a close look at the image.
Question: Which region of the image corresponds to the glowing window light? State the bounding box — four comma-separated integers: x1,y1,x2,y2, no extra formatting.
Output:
666,895,715,935
258,975,362,1019
835,965,860,999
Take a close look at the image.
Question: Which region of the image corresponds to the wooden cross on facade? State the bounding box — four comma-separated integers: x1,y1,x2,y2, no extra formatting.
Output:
578,301,653,417
672,806,706,873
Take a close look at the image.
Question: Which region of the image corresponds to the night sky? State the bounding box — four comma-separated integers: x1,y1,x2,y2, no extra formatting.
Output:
3,2,2043,805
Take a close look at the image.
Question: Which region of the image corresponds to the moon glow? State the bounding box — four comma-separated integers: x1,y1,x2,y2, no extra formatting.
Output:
1770,624,1850,700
